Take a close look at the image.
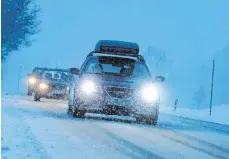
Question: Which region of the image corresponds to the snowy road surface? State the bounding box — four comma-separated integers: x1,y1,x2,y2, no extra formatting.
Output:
2,95,229,159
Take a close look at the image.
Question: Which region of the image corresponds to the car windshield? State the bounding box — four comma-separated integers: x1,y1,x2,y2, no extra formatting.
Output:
43,71,70,81
85,56,150,78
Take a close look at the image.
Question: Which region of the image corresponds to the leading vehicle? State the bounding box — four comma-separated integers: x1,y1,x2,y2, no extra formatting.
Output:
68,40,165,125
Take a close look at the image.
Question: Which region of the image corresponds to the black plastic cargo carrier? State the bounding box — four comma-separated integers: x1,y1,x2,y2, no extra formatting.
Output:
94,40,139,56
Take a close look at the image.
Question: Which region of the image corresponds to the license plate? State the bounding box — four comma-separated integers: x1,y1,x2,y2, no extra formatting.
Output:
52,89,64,94
107,96,129,106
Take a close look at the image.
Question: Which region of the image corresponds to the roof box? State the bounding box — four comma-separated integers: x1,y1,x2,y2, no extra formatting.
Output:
94,40,139,56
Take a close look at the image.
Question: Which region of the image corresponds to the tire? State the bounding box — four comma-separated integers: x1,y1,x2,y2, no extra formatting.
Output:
28,89,33,96
67,94,74,114
136,113,158,126
67,107,73,114
136,117,157,125
72,99,86,118
34,93,41,102
67,101,73,114
72,108,86,118
146,118,157,125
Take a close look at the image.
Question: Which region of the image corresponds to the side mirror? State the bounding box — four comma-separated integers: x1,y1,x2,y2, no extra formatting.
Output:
154,76,165,82
69,68,80,75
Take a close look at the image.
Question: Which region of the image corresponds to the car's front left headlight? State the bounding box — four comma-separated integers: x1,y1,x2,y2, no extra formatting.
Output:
29,77,36,84
80,80,97,95
141,85,159,102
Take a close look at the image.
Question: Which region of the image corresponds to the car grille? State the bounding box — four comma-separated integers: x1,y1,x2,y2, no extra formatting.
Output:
51,85,66,90
103,105,130,116
104,86,135,99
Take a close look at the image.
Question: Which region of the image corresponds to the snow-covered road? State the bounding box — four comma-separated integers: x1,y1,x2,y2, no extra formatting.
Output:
2,95,229,159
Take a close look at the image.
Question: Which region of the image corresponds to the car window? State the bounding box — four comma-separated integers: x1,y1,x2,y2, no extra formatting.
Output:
61,73,69,81
85,60,103,73
45,73,52,79
53,73,60,79
85,56,150,78
131,63,151,79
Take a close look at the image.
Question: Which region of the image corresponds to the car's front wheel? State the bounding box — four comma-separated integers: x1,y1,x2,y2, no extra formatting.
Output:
28,89,33,96
73,108,86,118
72,99,86,118
34,93,41,102
67,106,73,114
136,116,158,125
136,109,158,125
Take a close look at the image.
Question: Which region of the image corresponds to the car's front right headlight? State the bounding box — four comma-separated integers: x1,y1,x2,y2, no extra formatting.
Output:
39,83,49,90
141,85,159,103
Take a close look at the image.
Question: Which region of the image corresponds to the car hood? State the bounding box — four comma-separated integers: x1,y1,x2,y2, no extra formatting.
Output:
80,74,152,88
41,79,70,86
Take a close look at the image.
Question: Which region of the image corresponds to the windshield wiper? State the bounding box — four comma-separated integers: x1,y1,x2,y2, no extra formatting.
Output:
85,72,103,75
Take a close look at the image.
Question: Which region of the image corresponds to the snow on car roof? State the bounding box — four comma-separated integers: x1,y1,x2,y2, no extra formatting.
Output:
93,53,138,60
95,40,139,50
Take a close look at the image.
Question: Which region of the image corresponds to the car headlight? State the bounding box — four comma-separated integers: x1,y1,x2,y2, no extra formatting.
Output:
39,83,49,90
80,80,97,94
141,85,159,102
29,77,36,84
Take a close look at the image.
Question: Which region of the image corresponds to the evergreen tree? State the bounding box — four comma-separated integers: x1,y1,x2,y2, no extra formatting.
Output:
1,0,40,60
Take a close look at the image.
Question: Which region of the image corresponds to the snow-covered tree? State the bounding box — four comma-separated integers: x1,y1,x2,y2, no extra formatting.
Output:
1,0,40,61
144,46,166,67
192,85,207,109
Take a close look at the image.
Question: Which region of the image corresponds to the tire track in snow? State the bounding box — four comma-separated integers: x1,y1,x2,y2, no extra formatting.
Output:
161,113,229,134
140,126,229,159
168,130,229,154
23,104,158,159
42,107,228,159
15,104,136,159
11,97,228,159
2,103,51,159
16,107,51,159
62,119,144,159
95,125,165,159
45,112,163,159
158,114,229,153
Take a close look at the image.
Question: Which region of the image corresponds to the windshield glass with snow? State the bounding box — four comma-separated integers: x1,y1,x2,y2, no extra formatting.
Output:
84,56,150,78
42,71,70,81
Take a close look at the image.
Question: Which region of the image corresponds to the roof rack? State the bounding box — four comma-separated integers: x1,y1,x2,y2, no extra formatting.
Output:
33,67,68,72
86,40,145,62
94,40,139,55
86,51,145,62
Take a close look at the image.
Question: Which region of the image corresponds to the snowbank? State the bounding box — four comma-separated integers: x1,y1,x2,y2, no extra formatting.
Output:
160,104,229,126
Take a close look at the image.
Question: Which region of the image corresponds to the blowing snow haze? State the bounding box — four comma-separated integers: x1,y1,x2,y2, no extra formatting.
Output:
2,0,229,109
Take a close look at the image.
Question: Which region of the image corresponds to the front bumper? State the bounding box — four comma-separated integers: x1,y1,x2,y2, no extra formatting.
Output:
74,91,159,118
28,84,36,91
36,87,69,99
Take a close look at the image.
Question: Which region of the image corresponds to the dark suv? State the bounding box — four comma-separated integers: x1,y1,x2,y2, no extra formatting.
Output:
29,67,73,101
68,40,164,125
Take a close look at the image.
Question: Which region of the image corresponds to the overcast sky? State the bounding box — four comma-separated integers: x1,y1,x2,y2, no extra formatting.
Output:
2,0,229,95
